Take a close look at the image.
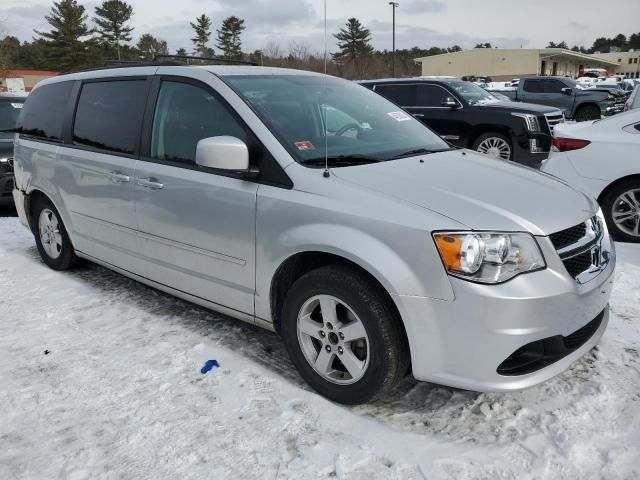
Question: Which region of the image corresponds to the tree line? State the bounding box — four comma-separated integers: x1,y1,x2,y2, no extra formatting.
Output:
546,33,640,54
1,0,639,79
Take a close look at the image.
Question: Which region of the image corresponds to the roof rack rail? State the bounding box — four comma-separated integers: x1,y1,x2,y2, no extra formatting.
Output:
68,60,185,74
153,54,257,66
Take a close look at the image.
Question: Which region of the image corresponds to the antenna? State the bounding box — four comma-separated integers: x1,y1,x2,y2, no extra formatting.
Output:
322,0,330,178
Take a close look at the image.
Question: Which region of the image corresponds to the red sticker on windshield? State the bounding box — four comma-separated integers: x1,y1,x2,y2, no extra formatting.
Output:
294,141,315,151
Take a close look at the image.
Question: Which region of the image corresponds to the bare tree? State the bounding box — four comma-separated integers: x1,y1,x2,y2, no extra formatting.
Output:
264,40,282,59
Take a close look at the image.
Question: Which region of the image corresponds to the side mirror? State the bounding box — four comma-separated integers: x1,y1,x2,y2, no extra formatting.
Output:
561,87,573,96
195,136,251,173
442,97,459,109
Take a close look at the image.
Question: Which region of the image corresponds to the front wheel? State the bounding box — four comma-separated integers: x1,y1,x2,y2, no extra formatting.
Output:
601,180,640,243
281,265,409,405
574,105,601,122
472,132,513,160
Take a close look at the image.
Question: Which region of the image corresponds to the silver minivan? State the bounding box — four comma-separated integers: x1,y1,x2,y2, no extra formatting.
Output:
12,65,615,404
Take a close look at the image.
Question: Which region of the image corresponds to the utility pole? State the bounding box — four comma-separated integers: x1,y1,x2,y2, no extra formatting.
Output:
389,2,399,77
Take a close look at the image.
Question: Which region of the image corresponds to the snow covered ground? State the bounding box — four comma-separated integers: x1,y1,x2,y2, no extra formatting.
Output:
1,216,639,480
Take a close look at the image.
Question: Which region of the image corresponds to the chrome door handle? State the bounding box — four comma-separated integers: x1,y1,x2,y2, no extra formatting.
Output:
108,171,130,183
137,177,164,189
412,113,424,118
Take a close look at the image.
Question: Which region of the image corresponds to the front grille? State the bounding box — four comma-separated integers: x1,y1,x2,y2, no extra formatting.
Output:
549,216,605,281
497,309,605,376
549,223,587,250
563,250,594,278
544,112,565,133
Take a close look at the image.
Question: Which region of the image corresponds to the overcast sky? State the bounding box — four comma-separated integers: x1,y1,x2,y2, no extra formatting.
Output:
2,0,639,54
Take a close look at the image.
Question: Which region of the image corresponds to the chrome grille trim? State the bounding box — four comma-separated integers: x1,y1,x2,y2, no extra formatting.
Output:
544,111,565,133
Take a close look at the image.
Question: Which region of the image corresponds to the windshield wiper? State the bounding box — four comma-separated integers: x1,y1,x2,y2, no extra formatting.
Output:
301,154,380,167
389,147,456,160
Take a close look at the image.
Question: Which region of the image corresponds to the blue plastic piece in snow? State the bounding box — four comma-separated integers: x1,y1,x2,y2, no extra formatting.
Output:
200,359,220,374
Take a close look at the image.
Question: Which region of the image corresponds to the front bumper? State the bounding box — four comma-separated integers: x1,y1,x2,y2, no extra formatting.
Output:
393,232,615,392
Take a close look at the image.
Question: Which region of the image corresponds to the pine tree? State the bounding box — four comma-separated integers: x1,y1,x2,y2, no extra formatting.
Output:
136,33,168,60
215,16,245,59
93,0,134,60
35,0,92,71
332,18,373,78
190,14,213,57
176,47,188,56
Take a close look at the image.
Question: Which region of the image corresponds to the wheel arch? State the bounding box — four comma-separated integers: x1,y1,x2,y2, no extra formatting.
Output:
269,251,411,366
597,174,640,205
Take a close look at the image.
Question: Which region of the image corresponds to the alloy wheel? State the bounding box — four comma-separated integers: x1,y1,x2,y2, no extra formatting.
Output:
476,137,512,160
612,188,640,238
296,294,370,385
38,208,63,259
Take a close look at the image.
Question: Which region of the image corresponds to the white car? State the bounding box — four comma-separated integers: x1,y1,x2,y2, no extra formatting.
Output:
625,85,640,111
542,110,640,242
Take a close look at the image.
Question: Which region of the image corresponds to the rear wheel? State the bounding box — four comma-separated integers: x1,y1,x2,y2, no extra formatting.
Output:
281,265,409,405
574,105,601,122
472,132,513,160
601,180,640,243
33,197,79,270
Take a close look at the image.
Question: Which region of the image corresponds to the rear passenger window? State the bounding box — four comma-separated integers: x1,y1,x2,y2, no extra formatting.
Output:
523,80,544,93
17,81,74,142
150,81,247,165
73,80,147,155
374,84,414,106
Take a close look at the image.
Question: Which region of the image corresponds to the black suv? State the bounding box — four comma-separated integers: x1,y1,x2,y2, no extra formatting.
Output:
360,77,564,168
0,95,25,205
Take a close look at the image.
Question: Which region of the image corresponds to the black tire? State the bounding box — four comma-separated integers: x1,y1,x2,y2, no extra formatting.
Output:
574,105,601,122
281,264,410,405
601,179,640,243
33,196,79,270
471,132,513,161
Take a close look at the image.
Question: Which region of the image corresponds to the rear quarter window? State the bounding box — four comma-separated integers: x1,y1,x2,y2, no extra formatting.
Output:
17,81,74,142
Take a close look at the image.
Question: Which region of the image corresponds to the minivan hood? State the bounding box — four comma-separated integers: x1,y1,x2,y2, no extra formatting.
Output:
333,150,597,236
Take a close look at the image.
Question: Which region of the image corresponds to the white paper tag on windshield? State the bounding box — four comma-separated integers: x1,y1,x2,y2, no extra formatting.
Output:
11,103,23,109
387,111,410,122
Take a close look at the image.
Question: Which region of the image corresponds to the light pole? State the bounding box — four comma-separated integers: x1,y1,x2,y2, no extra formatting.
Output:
389,2,399,77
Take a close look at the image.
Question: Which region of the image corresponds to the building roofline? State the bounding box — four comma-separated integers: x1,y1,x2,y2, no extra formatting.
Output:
415,48,620,67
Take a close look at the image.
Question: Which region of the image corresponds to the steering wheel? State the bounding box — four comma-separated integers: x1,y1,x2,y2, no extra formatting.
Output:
335,123,362,137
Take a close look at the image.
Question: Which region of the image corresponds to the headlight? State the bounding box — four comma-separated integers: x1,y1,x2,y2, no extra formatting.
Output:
0,157,10,163
433,232,546,284
512,113,541,132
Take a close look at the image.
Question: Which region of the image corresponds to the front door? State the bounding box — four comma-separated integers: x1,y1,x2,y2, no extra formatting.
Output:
409,83,466,147
134,78,258,315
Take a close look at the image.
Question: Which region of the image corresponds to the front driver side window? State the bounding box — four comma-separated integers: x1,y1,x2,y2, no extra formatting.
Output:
151,81,247,164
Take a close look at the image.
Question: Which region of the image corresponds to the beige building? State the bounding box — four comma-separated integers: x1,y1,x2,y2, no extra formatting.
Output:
415,48,620,81
596,50,640,79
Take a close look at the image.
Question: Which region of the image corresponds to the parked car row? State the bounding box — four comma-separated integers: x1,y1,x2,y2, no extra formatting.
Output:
10,63,616,404
360,77,564,167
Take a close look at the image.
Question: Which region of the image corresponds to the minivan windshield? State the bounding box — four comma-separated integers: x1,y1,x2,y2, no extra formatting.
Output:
446,81,500,106
221,74,451,165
